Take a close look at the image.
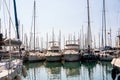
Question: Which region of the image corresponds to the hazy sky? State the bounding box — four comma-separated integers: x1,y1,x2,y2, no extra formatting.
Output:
0,0,120,48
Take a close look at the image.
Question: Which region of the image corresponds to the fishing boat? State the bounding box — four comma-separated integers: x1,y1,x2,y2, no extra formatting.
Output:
81,0,97,61
46,41,62,62
63,40,80,61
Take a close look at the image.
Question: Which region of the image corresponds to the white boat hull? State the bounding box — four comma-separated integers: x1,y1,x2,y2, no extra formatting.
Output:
46,54,62,62
111,58,120,68
28,52,45,62
64,54,80,61
99,54,114,61
111,58,120,80
0,59,22,80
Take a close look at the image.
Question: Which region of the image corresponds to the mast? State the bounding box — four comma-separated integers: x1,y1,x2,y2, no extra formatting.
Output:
118,28,120,45
68,34,70,44
94,36,96,49
33,0,36,51
87,0,92,50
13,0,19,39
74,32,75,44
108,28,112,46
82,26,84,49
103,0,107,46
46,33,48,49
78,31,81,49
99,32,100,49
0,19,1,33
24,33,28,50
22,24,23,42
63,35,65,49
110,28,112,46
101,16,104,48
9,0,11,61
52,28,54,46
59,30,61,49
41,37,43,51
33,1,36,80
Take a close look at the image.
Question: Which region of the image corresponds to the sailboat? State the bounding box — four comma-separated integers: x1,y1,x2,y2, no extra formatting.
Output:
99,0,116,61
81,0,97,61
28,0,45,62
0,0,25,79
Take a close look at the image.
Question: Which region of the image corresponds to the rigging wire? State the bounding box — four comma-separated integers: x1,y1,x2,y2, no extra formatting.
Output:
0,0,1,11
3,0,16,38
3,0,7,36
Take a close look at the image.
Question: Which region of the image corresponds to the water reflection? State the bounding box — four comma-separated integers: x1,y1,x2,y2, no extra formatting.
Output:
63,62,80,80
81,62,97,80
45,62,62,80
23,62,45,80
22,61,113,80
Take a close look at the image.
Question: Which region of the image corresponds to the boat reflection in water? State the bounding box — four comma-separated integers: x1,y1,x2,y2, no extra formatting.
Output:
22,62,45,80
22,61,113,80
63,62,81,80
81,62,97,80
81,62,112,80
45,62,62,80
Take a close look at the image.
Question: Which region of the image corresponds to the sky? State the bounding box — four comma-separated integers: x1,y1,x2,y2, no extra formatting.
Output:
0,0,120,49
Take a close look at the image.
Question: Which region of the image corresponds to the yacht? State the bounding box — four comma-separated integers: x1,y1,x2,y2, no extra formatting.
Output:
63,40,80,61
99,50,115,61
45,41,62,62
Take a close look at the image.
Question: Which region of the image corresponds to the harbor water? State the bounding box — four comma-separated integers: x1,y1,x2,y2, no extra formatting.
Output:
22,61,113,80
